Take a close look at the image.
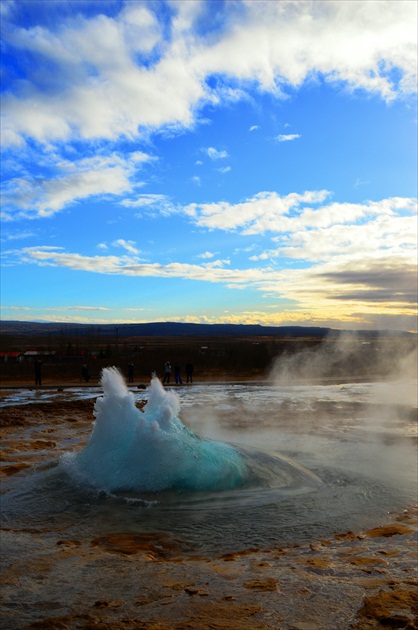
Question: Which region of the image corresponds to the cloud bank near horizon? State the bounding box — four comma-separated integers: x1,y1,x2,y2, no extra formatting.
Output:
5,191,415,327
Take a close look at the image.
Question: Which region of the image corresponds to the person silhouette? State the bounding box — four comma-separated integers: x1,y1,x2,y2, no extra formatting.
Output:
185,362,194,383
163,361,171,384
174,364,183,385
34,358,43,386
81,363,90,382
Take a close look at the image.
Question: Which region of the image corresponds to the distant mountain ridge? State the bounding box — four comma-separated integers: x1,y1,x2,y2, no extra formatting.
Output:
0,320,415,338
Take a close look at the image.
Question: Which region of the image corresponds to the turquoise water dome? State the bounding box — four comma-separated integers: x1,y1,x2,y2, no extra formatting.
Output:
67,368,249,493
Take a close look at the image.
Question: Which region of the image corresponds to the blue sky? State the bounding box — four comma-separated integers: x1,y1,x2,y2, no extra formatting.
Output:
1,0,417,331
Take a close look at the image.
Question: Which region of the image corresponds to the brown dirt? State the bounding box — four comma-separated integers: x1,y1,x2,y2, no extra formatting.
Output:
364,524,415,538
355,588,418,628
90,533,186,560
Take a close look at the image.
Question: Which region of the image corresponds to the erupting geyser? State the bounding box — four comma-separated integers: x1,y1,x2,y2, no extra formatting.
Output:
63,368,249,493
61,367,323,499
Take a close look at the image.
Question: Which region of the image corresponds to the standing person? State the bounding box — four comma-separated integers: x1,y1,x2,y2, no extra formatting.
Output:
185,362,194,384
174,364,183,385
127,362,134,383
163,361,171,384
34,357,43,386
81,363,90,382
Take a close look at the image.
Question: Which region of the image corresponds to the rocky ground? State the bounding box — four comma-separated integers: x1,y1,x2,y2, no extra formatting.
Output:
1,395,417,630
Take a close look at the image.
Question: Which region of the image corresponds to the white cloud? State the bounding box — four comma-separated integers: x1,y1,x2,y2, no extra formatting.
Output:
3,1,414,147
120,194,168,208
52,305,110,312
2,151,152,219
354,177,370,189
204,147,229,160
278,214,417,264
3,230,36,241
199,0,417,98
184,193,417,241
276,134,301,142
198,251,216,259
18,247,258,283
217,166,231,173
184,190,332,232
112,239,140,255
249,125,260,131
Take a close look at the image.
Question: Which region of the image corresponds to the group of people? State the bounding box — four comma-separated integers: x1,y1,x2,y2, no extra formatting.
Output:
80,360,193,385
33,358,194,386
163,361,193,385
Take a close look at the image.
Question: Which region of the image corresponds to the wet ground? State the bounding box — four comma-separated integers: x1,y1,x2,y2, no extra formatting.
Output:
1,379,417,629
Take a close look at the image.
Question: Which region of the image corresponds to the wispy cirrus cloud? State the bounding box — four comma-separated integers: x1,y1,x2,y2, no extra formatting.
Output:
120,194,173,212
2,230,36,241
17,247,244,282
0,304,148,326
112,239,140,255
275,134,301,142
52,305,110,312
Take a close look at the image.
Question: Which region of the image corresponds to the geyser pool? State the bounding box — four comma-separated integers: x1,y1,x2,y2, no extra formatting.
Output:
61,367,321,497
2,375,416,555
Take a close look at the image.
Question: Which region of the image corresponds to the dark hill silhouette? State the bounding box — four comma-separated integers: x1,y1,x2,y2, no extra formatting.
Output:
0,320,414,338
